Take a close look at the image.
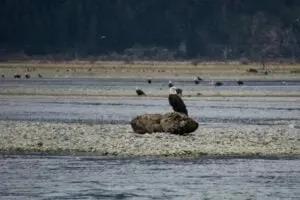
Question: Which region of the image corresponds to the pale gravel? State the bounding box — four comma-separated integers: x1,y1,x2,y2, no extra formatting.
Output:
0,121,299,157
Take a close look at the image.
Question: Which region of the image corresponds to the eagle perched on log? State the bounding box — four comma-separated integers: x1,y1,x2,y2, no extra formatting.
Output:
168,86,188,116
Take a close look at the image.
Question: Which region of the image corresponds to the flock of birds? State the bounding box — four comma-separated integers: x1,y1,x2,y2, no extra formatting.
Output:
1,73,43,79
135,76,246,116
135,76,244,96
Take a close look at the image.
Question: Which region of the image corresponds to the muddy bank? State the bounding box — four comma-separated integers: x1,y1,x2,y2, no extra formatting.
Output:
0,121,299,157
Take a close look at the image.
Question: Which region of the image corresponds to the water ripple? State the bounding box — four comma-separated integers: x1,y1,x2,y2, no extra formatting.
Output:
0,156,299,200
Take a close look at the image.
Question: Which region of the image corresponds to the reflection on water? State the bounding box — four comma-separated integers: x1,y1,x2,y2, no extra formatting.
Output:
0,155,299,200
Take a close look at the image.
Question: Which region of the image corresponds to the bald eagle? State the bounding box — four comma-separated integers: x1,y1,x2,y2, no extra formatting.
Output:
168,86,188,116
136,86,146,96
168,80,174,88
214,81,223,87
194,76,202,84
237,80,244,85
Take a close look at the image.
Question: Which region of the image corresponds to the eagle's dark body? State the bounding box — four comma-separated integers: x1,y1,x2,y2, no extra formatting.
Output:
136,89,146,96
214,81,223,87
168,94,188,116
237,80,244,85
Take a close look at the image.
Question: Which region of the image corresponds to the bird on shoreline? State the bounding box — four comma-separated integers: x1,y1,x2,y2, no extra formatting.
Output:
147,78,152,84
175,87,183,97
136,86,146,96
214,81,223,87
168,86,188,116
237,80,244,85
194,76,202,84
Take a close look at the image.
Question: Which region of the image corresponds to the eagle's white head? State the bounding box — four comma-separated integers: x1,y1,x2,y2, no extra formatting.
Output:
169,86,178,94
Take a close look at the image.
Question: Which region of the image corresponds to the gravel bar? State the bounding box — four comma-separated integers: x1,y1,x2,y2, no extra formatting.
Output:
1,121,299,158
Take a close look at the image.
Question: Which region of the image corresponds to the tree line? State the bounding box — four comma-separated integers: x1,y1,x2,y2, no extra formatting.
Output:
1,0,300,62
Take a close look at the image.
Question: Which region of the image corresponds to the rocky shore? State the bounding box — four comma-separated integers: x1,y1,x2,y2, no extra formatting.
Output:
1,120,299,157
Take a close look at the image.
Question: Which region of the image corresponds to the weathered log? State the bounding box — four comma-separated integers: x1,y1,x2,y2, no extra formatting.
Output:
130,112,199,135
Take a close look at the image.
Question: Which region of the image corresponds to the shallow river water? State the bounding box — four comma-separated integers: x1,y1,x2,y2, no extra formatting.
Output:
0,155,299,200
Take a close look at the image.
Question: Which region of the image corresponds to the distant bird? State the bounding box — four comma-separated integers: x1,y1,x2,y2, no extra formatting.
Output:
168,80,174,88
246,68,258,73
1,74,4,78
14,74,21,79
25,74,30,79
38,73,43,78
237,80,244,85
147,78,152,84
175,87,183,97
168,86,188,116
282,81,287,85
194,77,200,85
136,86,146,96
264,71,268,75
214,81,223,87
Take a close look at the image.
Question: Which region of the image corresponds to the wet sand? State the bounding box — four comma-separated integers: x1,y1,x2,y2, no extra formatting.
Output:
0,121,299,157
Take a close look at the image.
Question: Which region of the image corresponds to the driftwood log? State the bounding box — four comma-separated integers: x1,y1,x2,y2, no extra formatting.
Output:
130,112,199,135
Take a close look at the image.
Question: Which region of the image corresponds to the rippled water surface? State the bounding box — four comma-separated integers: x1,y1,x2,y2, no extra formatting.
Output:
0,155,299,200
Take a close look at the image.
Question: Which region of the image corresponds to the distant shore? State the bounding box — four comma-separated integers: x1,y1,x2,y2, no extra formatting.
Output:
0,60,299,79
1,120,299,157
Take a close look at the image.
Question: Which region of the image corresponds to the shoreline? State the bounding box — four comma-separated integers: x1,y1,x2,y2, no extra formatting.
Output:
1,120,299,158
1,61,299,79
1,91,300,98
2,151,300,160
